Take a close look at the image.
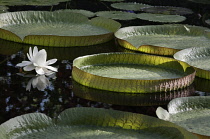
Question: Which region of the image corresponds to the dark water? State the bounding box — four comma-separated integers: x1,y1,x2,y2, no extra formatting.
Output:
0,0,210,124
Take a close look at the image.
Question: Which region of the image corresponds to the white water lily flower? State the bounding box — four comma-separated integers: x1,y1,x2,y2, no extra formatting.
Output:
16,46,57,75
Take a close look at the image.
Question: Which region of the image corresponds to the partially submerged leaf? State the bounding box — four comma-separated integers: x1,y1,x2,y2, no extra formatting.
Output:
115,24,210,56
0,107,197,138
72,52,195,93
156,96,210,138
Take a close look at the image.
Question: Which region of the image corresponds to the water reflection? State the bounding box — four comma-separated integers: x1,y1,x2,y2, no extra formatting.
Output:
17,72,56,91
73,80,196,106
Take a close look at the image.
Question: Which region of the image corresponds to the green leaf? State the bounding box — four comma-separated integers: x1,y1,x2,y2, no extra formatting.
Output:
141,6,193,15
72,52,195,93
115,24,210,56
156,96,210,138
174,47,210,79
111,2,152,11
55,9,95,18
137,13,186,23
0,11,121,47
0,107,197,138
96,11,137,20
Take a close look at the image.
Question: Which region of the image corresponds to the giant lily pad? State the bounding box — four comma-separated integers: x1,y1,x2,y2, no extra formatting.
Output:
0,107,197,138
156,96,210,138
0,11,121,47
73,80,196,106
72,52,195,93
137,13,186,23
115,24,210,56
173,47,210,79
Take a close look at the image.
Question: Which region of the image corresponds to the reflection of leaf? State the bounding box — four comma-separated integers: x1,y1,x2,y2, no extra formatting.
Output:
73,79,196,106
156,96,210,138
0,107,197,139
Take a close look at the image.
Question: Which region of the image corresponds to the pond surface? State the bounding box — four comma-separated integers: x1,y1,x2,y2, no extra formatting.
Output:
0,0,210,124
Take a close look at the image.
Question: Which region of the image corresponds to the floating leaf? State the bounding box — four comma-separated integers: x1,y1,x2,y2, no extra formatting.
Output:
111,2,152,11
156,96,210,138
141,6,193,15
0,107,197,138
55,9,95,18
72,52,195,93
115,24,210,56
174,47,210,79
96,11,137,20
0,11,121,47
137,13,186,23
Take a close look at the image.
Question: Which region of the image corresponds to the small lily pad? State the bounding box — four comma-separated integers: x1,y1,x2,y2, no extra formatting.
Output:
72,52,195,93
115,24,210,56
111,2,152,11
156,96,210,138
141,6,193,15
55,9,95,18
137,13,186,23
0,11,121,47
96,11,137,20
174,47,210,79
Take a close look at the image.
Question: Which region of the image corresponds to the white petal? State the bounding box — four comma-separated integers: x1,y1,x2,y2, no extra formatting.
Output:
23,64,35,71
27,53,32,61
34,49,47,67
45,71,56,76
33,46,38,57
29,47,33,60
46,66,57,72
16,61,32,67
156,107,170,121
35,67,45,75
46,59,57,65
